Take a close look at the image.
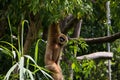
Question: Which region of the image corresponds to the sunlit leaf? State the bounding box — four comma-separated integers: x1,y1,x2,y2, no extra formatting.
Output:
71,63,76,69
34,39,41,63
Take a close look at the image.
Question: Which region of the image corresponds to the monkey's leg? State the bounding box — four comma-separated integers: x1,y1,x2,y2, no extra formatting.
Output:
45,62,60,73
52,72,64,80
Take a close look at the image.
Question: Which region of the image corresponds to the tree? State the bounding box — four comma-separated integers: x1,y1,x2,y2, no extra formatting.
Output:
0,0,120,80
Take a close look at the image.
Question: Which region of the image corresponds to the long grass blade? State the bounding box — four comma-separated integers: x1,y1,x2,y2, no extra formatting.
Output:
24,55,37,65
35,65,53,80
19,57,24,80
18,33,21,55
26,58,30,69
4,63,18,80
0,45,12,57
21,20,29,55
25,68,34,80
0,41,21,60
34,39,41,63
40,70,53,80
34,39,41,71
7,16,13,50
24,55,53,79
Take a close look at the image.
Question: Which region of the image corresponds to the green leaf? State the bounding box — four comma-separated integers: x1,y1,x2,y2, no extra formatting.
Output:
71,63,76,69
34,39,41,63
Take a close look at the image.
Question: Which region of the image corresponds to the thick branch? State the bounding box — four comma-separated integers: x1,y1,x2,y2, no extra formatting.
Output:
70,32,120,44
60,14,78,34
77,52,113,60
72,19,82,38
84,32,120,44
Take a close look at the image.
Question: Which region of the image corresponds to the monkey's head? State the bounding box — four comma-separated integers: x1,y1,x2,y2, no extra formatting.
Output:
58,34,68,46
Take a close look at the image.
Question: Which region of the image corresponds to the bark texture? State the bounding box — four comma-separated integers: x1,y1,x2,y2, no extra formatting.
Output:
23,13,41,54
77,52,113,60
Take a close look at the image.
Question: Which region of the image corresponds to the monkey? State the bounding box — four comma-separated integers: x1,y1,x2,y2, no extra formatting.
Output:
44,22,68,80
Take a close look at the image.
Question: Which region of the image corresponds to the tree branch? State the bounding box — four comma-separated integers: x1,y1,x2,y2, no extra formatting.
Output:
77,52,113,60
60,14,78,34
84,32,120,44
70,32,120,44
72,19,82,38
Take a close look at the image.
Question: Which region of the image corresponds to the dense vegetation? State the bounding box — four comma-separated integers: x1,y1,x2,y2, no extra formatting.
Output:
0,0,120,80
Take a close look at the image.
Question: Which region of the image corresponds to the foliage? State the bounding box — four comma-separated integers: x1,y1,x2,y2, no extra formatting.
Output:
0,0,93,24
28,0,93,22
0,0,120,80
0,20,52,80
61,38,88,79
111,40,120,80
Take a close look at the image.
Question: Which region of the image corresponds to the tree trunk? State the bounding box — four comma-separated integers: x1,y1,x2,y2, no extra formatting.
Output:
23,14,42,55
